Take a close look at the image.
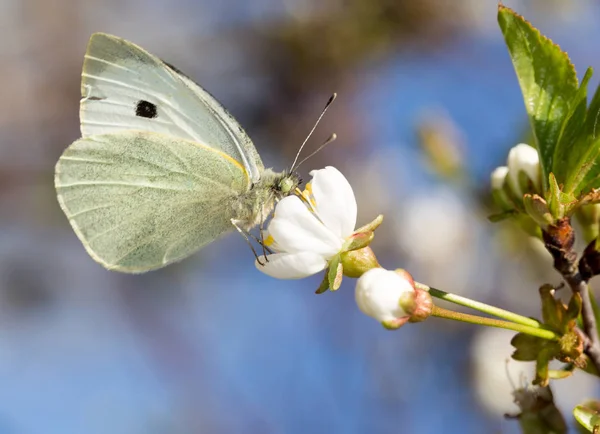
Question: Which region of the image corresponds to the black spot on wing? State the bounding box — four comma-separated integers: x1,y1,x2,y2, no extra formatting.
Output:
88,96,104,101
136,100,158,119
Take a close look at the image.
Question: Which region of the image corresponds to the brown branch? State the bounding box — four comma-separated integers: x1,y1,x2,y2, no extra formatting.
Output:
574,280,600,368
543,218,600,373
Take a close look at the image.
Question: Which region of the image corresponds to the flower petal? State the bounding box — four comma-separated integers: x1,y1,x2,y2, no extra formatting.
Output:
490,166,508,191
255,252,328,279
355,268,415,322
507,143,540,196
309,166,357,238
268,196,342,257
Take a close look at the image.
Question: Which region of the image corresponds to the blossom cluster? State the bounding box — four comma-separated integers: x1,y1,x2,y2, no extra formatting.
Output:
256,166,431,328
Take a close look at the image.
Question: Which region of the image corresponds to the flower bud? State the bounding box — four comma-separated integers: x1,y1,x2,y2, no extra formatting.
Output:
491,166,509,191
522,194,553,229
490,166,514,211
574,401,600,433
406,287,433,323
341,246,380,278
355,268,430,329
507,143,541,197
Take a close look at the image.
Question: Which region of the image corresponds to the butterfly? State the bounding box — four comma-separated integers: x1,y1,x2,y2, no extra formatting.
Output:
54,33,311,273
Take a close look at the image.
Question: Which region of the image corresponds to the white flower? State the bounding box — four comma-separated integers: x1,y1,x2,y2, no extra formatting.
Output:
256,166,357,279
506,143,541,196
490,166,508,191
355,268,426,328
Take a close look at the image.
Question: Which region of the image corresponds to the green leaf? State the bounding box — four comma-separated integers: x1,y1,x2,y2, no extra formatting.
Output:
569,83,600,195
511,332,545,361
498,5,579,192
553,67,593,190
540,284,564,330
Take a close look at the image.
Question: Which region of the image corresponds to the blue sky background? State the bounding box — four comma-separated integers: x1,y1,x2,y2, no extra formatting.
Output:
0,1,599,433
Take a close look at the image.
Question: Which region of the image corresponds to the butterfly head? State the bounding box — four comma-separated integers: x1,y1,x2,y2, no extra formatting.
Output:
272,171,302,200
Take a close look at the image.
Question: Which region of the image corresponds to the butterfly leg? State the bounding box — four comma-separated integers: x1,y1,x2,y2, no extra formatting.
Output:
258,209,270,263
246,232,274,255
231,219,265,265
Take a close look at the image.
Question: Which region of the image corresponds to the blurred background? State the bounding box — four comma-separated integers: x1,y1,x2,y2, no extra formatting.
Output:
0,0,599,432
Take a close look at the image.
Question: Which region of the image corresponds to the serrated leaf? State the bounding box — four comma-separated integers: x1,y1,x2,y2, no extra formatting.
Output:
498,5,579,192
572,136,600,196
511,332,546,361
553,68,593,188
568,82,600,196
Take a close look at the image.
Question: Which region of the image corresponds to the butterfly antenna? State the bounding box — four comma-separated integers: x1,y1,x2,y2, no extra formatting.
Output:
292,133,337,171
291,93,337,171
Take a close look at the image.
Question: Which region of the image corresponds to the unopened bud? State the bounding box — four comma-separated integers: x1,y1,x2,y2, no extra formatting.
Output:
491,166,513,211
507,143,541,197
522,194,554,229
574,401,600,433
491,166,509,191
355,268,430,330
406,287,433,323
341,246,380,278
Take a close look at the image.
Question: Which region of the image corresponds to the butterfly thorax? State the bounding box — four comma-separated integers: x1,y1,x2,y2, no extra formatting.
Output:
234,168,301,231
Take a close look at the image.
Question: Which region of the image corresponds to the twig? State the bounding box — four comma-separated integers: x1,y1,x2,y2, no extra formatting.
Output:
543,218,600,372
573,280,600,368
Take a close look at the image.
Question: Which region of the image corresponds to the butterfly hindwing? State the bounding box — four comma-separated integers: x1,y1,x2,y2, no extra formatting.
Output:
55,130,248,272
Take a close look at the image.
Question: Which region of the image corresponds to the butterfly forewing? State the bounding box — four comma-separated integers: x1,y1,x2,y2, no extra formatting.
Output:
55,131,247,272
80,32,263,183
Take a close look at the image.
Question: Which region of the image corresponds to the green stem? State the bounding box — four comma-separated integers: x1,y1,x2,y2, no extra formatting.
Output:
432,306,559,340
415,282,542,329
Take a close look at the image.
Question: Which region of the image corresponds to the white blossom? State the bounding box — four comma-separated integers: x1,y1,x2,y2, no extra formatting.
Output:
256,166,357,279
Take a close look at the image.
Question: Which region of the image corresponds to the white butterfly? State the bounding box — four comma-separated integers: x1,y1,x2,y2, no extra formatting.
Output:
55,33,302,273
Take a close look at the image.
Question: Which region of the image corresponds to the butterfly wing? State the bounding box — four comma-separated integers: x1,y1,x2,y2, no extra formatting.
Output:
80,32,264,183
55,131,248,273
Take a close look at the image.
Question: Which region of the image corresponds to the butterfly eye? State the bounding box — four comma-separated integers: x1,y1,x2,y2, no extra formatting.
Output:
136,100,158,119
